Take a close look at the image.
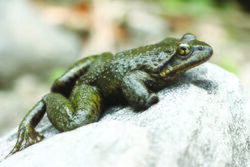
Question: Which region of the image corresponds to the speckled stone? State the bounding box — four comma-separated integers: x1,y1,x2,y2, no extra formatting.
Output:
1,63,250,167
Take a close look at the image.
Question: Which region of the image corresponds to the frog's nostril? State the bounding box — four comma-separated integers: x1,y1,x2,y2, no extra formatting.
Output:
198,46,203,51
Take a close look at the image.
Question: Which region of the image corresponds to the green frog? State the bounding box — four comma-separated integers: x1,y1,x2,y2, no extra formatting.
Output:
8,33,213,156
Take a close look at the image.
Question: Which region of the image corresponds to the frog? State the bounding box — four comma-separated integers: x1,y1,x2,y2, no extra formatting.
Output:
7,33,213,156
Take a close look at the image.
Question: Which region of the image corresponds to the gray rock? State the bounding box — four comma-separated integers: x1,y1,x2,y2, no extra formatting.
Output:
0,0,81,87
1,63,250,167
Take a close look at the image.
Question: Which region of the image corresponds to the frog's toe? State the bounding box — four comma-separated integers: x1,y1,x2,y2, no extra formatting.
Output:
134,94,159,111
28,131,44,145
35,133,44,142
6,127,44,158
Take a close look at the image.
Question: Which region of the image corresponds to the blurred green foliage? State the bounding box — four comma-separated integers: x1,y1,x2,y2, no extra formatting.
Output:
48,68,65,83
158,0,235,16
218,59,239,75
159,0,213,16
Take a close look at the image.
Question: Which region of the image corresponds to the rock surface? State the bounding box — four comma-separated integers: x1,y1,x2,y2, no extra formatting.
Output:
0,0,81,87
1,63,250,167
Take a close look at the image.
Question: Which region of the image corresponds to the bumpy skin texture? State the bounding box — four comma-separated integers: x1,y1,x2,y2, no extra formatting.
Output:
7,33,213,157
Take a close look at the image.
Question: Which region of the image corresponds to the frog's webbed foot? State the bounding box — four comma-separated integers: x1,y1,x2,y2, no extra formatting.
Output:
7,125,44,157
6,100,46,158
146,93,159,107
122,70,159,111
133,93,159,111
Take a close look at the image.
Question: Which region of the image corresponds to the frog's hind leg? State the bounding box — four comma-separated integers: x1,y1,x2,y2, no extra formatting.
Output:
7,100,46,157
44,84,102,132
51,52,113,97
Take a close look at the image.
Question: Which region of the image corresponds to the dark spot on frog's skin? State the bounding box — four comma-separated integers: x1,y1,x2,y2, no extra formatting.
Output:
134,59,139,64
160,57,166,61
165,48,173,54
154,63,159,66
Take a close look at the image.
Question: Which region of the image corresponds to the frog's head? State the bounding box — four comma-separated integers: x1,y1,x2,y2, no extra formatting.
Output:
159,33,213,79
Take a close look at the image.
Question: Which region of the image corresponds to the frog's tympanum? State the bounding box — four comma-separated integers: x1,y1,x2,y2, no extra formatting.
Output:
8,33,213,156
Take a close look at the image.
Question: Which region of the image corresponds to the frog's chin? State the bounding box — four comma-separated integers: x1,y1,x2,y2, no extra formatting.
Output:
159,61,202,80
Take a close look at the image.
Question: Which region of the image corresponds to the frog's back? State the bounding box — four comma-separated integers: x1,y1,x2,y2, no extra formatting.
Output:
110,37,178,76
81,38,178,84
77,52,111,83
115,37,177,60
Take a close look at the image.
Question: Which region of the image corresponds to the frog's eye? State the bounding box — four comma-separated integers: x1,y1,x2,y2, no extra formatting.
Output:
177,43,191,58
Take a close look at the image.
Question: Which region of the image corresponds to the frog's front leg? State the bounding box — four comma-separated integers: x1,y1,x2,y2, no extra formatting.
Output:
121,70,159,110
44,84,103,131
